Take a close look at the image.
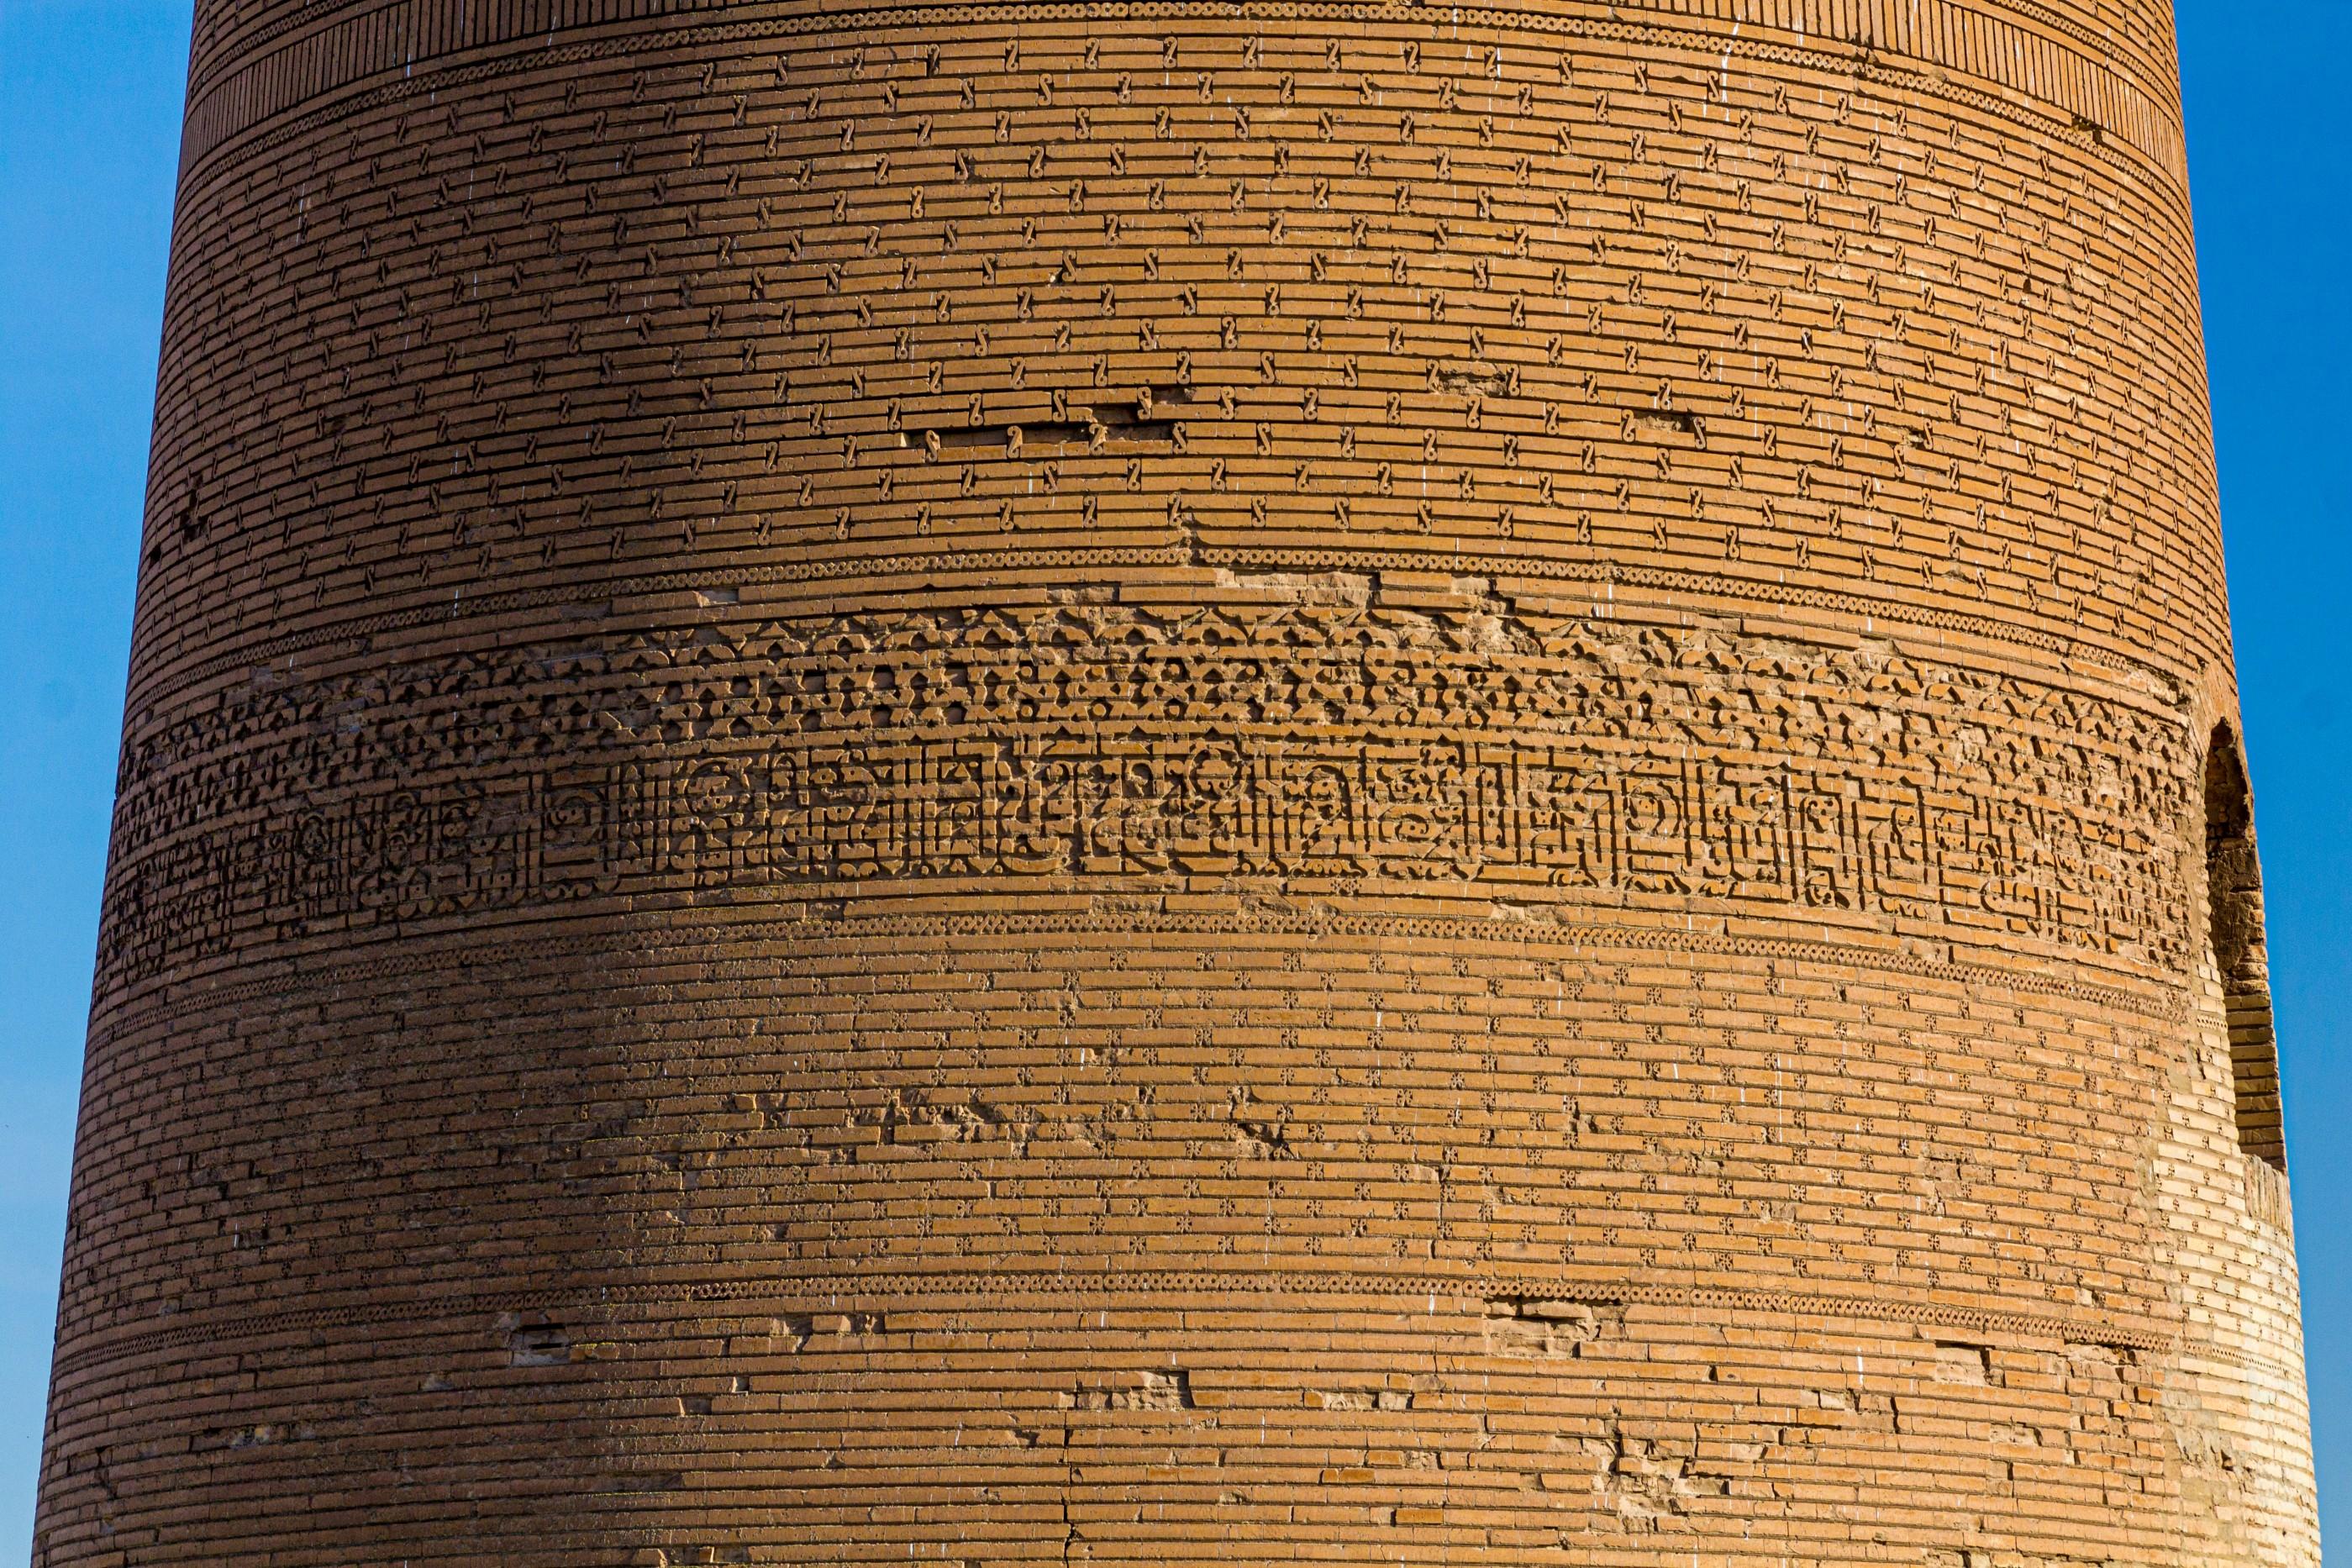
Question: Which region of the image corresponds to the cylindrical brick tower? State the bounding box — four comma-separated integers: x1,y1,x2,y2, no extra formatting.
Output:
36,2,2318,1563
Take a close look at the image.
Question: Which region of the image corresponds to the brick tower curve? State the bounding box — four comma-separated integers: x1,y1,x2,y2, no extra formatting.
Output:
36,0,2318,1562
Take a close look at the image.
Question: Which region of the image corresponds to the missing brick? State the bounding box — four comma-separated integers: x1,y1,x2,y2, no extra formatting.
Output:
1630,407,1700,438
915,397,1178,459
503,1315,571,1367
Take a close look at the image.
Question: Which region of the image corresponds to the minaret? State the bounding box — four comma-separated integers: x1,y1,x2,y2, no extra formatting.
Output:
39,3,2318,1562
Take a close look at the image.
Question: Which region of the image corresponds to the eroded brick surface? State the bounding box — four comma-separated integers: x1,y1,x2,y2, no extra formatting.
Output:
36,1,2318,1563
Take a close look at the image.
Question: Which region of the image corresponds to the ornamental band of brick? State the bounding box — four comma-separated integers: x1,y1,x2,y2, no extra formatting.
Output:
38,2,2318,1565
103,607,2192,983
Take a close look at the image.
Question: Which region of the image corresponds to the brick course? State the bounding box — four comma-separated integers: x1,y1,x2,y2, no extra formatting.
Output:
35,1,2318,1563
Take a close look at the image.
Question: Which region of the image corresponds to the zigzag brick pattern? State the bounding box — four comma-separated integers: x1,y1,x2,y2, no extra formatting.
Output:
36,1,2318,1563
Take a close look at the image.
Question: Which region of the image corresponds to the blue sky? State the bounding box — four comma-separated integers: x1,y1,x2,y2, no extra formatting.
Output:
0,1,2344,1558
2185,6,2352,1551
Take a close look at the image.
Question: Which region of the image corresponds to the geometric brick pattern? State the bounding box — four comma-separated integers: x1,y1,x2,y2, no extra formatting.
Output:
37,1,2318,1563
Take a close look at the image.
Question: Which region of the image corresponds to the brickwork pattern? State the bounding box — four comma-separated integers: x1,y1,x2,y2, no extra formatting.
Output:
37,0,2318,1563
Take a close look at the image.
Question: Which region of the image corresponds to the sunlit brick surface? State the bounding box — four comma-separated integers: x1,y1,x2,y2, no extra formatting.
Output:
36,2,2317,1562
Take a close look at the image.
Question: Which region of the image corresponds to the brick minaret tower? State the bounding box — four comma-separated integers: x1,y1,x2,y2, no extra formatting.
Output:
37,3,2318,1563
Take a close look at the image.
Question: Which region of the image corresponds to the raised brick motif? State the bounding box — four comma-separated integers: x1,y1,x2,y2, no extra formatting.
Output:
37,2,2318,1564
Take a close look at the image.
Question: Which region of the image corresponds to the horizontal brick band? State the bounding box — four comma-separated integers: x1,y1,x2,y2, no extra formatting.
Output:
179,0,2181,181
134,539,2173,709
97,604,2195,990
88,897,2193,1046
48,1263,2180,1383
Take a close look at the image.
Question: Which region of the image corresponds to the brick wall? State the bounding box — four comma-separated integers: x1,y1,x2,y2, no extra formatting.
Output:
36,2,2318,1562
